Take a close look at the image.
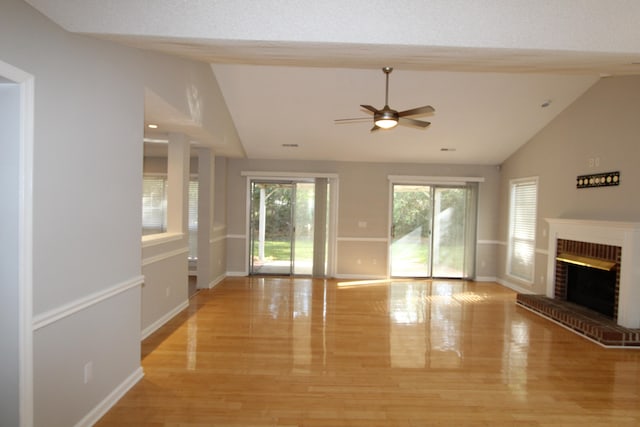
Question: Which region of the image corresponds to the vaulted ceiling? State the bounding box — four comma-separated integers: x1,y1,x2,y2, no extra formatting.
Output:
25,0,640,164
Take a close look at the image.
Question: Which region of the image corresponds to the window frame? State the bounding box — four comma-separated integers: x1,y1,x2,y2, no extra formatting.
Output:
507,176,539,284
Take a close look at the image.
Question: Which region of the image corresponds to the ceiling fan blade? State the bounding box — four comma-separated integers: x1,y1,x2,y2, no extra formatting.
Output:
360,104,379,113
334,117,371,124
370,124,381,132
398,105,435,117
398,117,431,128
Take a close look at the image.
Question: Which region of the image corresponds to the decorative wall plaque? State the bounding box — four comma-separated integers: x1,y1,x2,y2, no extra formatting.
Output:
576,171,620,189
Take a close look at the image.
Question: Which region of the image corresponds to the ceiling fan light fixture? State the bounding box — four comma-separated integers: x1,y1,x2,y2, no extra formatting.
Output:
374,108,399,129
375,118,398,129
335,67,434,132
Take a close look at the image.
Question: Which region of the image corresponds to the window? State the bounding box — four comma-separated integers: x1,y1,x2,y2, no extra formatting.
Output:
508,177,538,283
188,179,198,260
142,176,167,235
142,175,199,249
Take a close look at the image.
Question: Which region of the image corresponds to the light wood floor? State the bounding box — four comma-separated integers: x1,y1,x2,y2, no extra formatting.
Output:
97,277,640,426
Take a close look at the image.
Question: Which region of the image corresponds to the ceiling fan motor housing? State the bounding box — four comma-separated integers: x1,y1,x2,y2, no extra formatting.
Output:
375,106,399,122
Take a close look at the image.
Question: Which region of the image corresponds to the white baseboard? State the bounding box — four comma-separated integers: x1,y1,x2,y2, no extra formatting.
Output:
496,278,535,294
475,276,498,282
74,366,144,427
226,271,248,277
333,274,388,280
141,300,189,341
207,274,226,289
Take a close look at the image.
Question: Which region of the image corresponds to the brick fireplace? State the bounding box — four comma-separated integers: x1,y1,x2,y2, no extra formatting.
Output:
545,218,640,329
516,219,640,347
554,239,620,319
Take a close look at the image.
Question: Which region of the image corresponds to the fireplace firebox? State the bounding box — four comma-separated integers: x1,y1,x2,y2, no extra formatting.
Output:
566,263,616,318
553,239,620,320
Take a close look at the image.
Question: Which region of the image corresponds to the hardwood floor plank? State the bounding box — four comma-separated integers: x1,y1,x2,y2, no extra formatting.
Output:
96,278,640,426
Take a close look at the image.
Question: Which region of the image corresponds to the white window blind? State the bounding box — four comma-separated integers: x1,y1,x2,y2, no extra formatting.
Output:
188,179,198,260
508,177,538,282
142,176,167,235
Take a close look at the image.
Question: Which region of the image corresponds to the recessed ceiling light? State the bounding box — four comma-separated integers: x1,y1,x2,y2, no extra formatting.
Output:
282,143,299,147
440,148,456,152
147,124,158,129
541,100,552,108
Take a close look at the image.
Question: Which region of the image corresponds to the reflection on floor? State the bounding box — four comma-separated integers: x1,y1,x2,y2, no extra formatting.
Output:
97,277,640,426
188,275,197,298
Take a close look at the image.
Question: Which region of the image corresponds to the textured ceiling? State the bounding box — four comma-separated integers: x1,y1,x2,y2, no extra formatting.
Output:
25,0,640,164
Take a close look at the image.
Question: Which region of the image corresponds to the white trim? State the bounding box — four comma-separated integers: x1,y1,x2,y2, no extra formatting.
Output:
32,276,144,331
207,274,226,289
244,178,252,274
477,240,504,245
141,300,189,340
475,276,498,282
141,247,189,266
1,59,35,427
337,237,388,243
73,367,144,427
141,232,184,248
227,234,246,239
536,248,549,256
210,235,226,244
496,277,535,294
241,171,338,179
388,175,485,184
226,271,248,277
334,274,388,280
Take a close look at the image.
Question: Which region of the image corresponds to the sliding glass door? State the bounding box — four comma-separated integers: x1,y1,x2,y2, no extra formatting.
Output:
390,185,433,277
391,183,476,278
249,180,315,275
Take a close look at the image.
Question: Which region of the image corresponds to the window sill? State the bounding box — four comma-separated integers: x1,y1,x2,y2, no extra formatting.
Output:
142,232,185,248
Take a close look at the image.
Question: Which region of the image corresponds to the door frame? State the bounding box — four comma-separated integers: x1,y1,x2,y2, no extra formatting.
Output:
242,171,338,277
387,175,484,279
248,179,297,275
1,59,35,427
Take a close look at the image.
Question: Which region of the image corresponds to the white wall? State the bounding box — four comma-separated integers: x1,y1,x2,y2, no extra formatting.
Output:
0,81,21,427
498,75,640,294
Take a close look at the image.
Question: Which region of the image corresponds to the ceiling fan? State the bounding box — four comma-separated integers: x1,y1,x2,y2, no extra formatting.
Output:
335,67,435,132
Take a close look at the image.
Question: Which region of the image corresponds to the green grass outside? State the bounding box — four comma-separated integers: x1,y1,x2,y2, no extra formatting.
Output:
253,239,313,261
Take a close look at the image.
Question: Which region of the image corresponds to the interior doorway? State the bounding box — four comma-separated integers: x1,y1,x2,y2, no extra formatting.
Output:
0,60,34,427
390,183,477,278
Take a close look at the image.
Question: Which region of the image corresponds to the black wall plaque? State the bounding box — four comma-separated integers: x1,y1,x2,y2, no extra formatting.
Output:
577,171,620,189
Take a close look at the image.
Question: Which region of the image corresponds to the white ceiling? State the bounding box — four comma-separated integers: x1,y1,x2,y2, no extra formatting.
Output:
25,0,640,165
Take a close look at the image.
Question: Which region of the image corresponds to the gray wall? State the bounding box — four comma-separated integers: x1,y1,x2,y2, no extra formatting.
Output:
224,158,500,277
0,80,20,427
1,0,239,424
498,75,640,293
